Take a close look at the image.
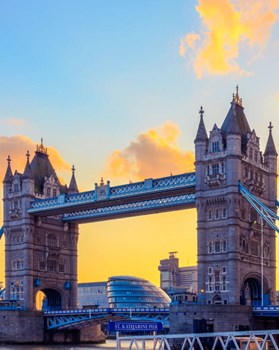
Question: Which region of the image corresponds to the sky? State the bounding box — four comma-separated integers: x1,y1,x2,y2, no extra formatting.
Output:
0,0,279,288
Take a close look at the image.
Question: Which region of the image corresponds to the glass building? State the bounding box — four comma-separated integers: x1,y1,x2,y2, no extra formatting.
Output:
107,276,170,308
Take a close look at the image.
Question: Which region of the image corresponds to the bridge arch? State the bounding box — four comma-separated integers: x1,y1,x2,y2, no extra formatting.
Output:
241,273,269,306
35,287,65,311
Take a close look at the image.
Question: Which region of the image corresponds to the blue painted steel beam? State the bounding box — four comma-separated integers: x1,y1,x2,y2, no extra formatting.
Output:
44,308,169,330
238,182,279,232
276,199,279,208
0,226,4,240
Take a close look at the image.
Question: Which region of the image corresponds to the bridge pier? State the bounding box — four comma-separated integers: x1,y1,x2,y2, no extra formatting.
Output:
0,310,105,344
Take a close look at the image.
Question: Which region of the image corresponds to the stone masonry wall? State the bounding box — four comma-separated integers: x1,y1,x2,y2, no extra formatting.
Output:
170,304,254,334
0,310,44,344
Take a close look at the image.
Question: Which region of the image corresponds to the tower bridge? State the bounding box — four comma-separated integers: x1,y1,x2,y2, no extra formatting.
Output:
28,172,196,222
1,87,278,338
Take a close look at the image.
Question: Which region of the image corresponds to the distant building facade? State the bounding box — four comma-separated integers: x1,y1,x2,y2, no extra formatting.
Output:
78,282,109,309
158,252,198,295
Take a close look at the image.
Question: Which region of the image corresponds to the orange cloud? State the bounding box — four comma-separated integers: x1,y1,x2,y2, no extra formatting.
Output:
103,123,194,182
180,0,279,78
0,117,26,128
0,135,71,183
276,92,279,101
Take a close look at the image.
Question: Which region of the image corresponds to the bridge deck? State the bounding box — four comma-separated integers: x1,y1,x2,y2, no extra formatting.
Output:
28,172,196,223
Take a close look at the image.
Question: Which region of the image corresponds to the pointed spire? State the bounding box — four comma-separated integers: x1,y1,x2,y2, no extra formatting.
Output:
195,106,208,142
23,150,34,179
227,102,241,135
36,138,48,154
232,85,243,107
68,165,79,193
264,122,278,157
3,155,13,183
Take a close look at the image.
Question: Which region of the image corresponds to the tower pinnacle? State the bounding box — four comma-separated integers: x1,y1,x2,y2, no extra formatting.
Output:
68,165,79,193
3,155,13,183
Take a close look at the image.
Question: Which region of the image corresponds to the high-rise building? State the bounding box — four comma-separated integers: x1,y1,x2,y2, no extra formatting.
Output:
158,252,197,295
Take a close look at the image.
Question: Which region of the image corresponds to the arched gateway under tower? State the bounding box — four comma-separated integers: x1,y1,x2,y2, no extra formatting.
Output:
3,142,79,310
195,88,278,306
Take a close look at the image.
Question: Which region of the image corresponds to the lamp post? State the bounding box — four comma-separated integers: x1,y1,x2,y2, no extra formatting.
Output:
253,217,264,307
260,215,264,307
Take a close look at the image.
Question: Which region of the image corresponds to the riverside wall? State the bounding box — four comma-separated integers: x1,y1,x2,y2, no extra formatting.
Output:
170,304,255,334
0,310,105,344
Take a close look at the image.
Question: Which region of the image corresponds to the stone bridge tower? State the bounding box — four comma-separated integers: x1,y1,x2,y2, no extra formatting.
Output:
3,141,79,310
195,88,277,305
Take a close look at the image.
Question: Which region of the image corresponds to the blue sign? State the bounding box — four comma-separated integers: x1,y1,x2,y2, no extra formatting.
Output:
108,321,162,332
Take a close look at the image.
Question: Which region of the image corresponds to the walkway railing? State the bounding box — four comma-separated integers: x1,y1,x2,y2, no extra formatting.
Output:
28,172,196,214
116,329,279,350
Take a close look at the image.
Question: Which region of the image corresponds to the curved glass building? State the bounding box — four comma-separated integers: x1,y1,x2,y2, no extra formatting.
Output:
107,276,170,308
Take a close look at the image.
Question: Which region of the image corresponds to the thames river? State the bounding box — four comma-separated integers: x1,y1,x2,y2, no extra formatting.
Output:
0,339,120,350
0,339,156,350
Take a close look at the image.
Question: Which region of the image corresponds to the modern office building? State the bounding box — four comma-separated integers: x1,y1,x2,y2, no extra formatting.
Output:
78,276,170,309
78,282,109,309
107,276,170,308
158,252,198,295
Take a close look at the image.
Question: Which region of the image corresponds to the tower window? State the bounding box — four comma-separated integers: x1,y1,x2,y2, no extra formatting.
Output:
53,189,57,197
249,148,253,159
222,208,227,218
47,234,57,247
212,164,219,175
254,151,258,162
215,209,219,219
46,187,51,197
212,141,220,153
222,240,227,252
215,240,221,253
47,260,57,272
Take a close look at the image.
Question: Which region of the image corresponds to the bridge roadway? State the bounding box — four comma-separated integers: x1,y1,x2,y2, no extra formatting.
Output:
28,172,196,223
44,306,279,330
44,307,170,330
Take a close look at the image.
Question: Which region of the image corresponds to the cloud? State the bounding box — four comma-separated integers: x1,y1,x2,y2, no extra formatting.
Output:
276,92,279,101
0,117,27,128
0,135,71,183
103,123,194,182
180,0,279,78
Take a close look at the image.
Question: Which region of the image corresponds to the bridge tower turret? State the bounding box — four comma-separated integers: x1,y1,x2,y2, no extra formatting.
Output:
2,141,79,311
195,87,277,306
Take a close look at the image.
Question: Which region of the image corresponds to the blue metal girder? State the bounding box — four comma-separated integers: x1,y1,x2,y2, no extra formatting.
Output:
276,199,279,208
238,182,279,232
253,306,279,317
44,308,169,330
0,226,4,240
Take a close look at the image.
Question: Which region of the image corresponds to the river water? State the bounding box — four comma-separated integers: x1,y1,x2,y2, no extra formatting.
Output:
0,339,156,349
0,339,119,350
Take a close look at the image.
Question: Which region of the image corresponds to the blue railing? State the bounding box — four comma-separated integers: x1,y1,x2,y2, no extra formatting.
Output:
28,172,196,214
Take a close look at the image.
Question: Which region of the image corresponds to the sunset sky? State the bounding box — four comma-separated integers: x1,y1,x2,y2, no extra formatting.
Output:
0,0,279,288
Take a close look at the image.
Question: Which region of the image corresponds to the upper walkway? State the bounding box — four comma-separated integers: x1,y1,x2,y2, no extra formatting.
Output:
28,172,196,223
